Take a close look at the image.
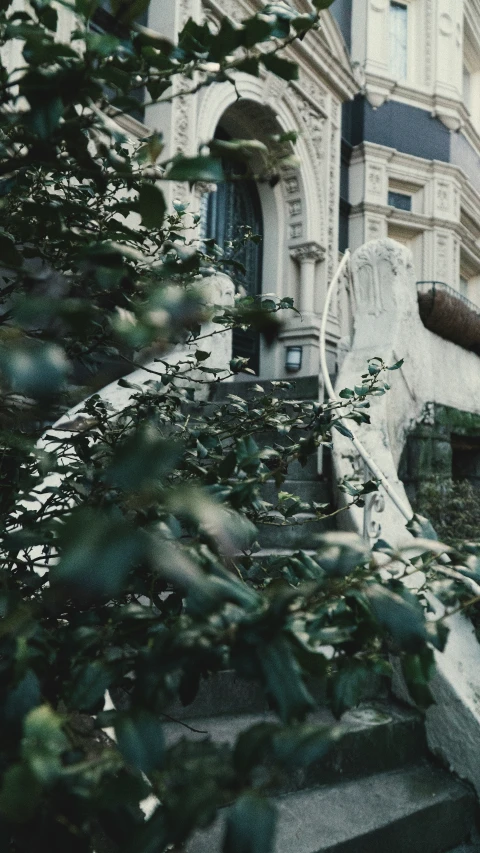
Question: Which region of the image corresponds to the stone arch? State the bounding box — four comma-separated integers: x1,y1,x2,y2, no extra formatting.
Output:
196,74,327,292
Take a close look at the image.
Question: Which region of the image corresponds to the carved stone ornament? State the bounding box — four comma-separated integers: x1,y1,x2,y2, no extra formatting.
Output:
289,241,325,263
420,402,435,427
364,491,386,542
436,182,450,212
351,239,412,316
439,12,453,36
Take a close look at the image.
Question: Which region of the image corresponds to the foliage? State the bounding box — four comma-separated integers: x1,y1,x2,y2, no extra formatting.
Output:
0,1,454,852
414,477,480,546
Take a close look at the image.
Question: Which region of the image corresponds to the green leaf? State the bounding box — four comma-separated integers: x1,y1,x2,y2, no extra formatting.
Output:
138,183,166,229
195,349,211,361
401,649,435,709
317,532,369,577
51,509,144,599
105,425,182,491
261,53,298,81
259,637,315,723
26,96,64,140
0,764,41,822
165,155,224,183
21,705,68,784
406,513,439,541
331,661,372,718
233,723,278,774
338,388,354,399
332,422,354,440
366,583,428,652
0,234,22,267
5,670,41,722
115,711,165,774
85,30,121,55
388,359,404,370
0,341,69,398
223,793,276,853
272,724,340,769
68,661,111,712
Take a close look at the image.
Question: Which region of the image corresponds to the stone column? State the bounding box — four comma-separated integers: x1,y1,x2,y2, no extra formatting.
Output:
289,241,325,315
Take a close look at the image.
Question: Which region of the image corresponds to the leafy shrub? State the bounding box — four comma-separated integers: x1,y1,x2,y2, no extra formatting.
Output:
0,1,451,851
415,477,480,546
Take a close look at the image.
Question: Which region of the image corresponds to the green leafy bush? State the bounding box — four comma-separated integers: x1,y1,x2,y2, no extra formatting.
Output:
0,1,452,851
415,477,480,546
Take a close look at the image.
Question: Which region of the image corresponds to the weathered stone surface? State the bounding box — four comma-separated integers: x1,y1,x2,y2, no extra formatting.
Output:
188,764,475,853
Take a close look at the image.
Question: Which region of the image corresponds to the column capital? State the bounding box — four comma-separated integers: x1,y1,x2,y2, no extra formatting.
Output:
289,241,325,263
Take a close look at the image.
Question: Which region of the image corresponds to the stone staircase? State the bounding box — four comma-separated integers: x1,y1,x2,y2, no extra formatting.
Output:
193,375,480,852
164,673,479,853
213,374,335,550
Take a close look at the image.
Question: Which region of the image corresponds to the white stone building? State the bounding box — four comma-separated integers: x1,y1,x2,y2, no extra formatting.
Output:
117,0,480,384
333,0,480,305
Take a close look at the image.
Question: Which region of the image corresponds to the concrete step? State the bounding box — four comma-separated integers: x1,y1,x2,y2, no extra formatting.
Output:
213,375,321,402
163,702,427,792
163,670,388,722
256,513,336,550
261,479,331,507
188,763,476,853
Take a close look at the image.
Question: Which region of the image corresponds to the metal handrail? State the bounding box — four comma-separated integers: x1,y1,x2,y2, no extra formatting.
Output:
320,251,413,524
417,280,480,316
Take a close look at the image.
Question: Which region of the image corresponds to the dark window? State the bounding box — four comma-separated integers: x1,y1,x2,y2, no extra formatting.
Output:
451,434,480,487
388,190,412,211
203,130,263,375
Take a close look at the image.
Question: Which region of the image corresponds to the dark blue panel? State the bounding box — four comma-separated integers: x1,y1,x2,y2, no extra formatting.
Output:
329,0,352,50
343,97,451,162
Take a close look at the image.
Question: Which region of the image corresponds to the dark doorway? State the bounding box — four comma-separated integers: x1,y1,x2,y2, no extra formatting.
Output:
204,131,264,374
451,434,480,487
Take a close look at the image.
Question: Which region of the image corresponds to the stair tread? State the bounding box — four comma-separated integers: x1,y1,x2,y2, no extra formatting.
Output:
163,702,419,746
273,764,473,853
188,763,474,853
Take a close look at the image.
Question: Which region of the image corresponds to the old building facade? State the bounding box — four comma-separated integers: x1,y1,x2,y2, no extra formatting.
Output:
123,0,480,382
333,0,480,304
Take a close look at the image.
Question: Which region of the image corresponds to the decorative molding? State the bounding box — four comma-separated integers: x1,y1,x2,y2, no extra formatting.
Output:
328,117,340,279
367,164,383,196
288,199,302,217
364,491,386,542
436,182,450,212
289,241,325,263
435,234,448,279
290,222,303,240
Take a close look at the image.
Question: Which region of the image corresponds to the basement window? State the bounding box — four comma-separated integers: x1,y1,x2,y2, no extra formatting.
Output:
388,190,412,212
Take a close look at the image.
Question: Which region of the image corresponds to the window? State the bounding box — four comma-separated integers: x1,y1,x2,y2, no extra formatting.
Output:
388,190,412,211
389,1,408,80
460,275,469,298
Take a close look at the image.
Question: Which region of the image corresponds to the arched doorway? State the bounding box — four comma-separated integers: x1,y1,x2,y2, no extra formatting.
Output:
203,128,264,374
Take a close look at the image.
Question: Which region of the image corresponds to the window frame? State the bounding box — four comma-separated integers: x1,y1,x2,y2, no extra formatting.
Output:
389,0,409,82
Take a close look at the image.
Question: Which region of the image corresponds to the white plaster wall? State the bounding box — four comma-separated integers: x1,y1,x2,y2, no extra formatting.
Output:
333,237,480,798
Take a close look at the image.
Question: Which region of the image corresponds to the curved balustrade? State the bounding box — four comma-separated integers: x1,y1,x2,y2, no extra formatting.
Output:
324,238,480,800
